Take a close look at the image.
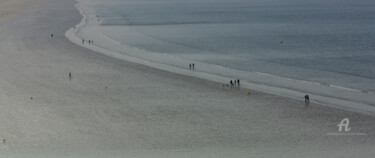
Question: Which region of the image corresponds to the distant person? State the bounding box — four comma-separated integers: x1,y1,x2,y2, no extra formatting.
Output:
69,72,72,78
189,64,191,70
82,39,84,45
307,95,309,102
234,80,237,86
304,94,310,103
237,79,240,86
230,80,233,86
192,63,195,70
51,34,53,38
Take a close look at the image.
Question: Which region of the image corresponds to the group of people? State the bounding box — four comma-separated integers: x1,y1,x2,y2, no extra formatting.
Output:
230,79,240,86
82,39,94,45
189,63,195,70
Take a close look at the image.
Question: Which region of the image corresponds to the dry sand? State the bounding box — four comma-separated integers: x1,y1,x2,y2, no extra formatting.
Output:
0,0,46,21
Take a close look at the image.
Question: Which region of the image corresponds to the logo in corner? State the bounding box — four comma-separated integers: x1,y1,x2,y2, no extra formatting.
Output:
337,118,351,132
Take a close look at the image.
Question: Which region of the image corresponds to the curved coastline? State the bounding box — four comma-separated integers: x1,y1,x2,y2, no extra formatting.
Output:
1,0,375,156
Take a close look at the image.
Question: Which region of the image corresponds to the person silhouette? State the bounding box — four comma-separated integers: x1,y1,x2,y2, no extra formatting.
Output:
304,94,310,103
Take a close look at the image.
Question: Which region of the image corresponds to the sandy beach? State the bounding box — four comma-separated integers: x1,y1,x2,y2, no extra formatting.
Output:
0,0,22,21
0,0,374,157
0,0,46,21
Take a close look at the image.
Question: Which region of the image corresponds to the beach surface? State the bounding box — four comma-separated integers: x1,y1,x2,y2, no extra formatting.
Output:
0,0,374,157
0,0,46,21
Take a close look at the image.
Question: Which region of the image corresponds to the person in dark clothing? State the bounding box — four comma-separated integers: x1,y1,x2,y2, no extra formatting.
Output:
69,72,72,78
305,94,310,103
237,79,240,86
192,63,195,70
51,34,54,38
230,80,233,85
189,64,191,70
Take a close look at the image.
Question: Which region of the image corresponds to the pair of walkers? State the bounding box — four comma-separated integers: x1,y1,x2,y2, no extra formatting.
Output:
189,63,195,70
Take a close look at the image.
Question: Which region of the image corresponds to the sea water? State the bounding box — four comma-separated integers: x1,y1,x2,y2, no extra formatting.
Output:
73,0,375,106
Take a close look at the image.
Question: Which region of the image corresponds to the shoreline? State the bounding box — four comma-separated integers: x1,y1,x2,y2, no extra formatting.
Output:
0,0,374,157
66,0,375,115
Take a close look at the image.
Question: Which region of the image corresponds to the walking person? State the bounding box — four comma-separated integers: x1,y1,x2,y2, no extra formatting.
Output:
192,63,195,70
306,95,309,102
237,79,240,86
189,64,191,70
304,94,310,103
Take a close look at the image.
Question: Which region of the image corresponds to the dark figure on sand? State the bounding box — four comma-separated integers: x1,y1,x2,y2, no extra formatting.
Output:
82,39,84,45
189,64,191,70
192,63,195,70
304,94,310,103
69,72,72,79
51,34,53,38
230,80,234,86
237,79,240,86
